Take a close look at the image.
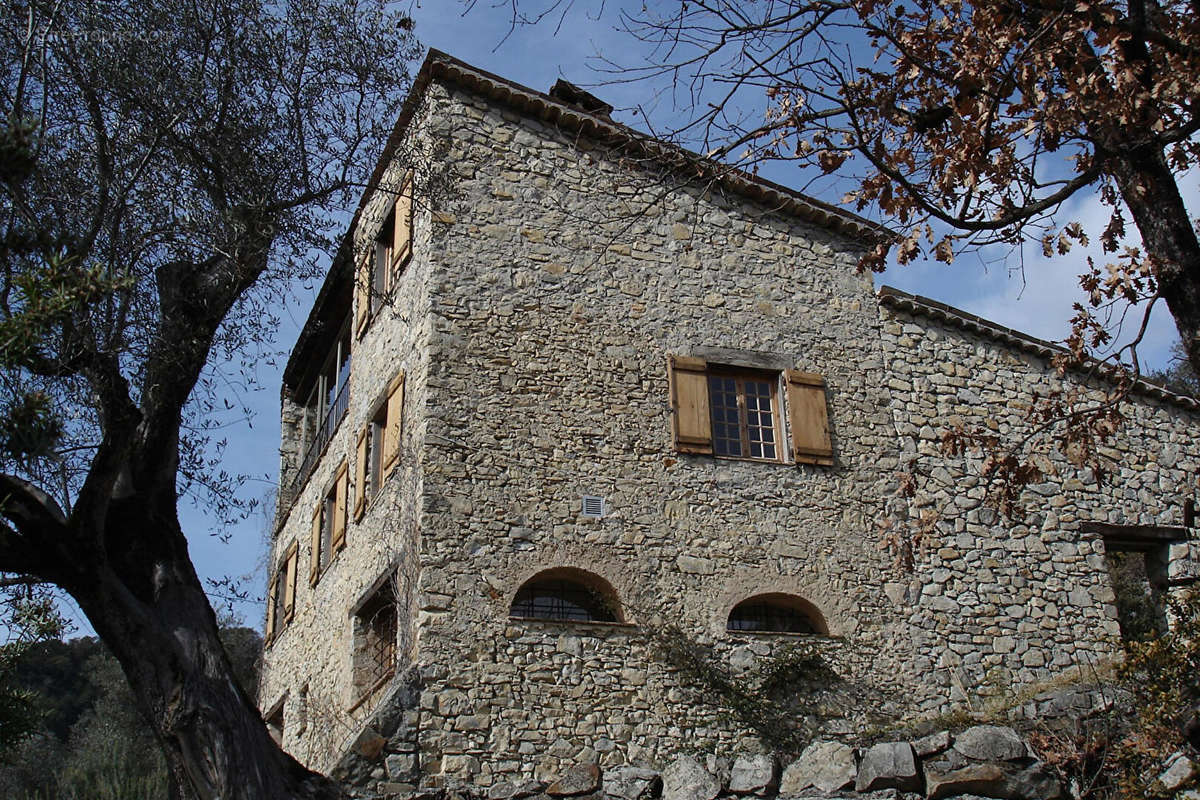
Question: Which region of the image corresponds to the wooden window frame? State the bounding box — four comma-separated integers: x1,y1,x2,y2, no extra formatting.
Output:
310,463,348,586
356,172,414,338
354,371,405,522
707,367,784,462
266,542,298,645
668,355,833,467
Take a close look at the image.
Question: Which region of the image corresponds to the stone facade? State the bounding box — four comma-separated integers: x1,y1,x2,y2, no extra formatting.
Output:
258,50,1200,788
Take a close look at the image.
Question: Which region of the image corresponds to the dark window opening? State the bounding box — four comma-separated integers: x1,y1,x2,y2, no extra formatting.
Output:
510,569,621,623
368,407,386,500
265,699,284,746
708,370,780,461
353,581,398,698
372,210,393,316
1106,548,1168,643
291,319,351,496
728,593,826,634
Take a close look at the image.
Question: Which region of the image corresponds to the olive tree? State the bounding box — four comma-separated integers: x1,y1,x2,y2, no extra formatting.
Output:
0,0,419,797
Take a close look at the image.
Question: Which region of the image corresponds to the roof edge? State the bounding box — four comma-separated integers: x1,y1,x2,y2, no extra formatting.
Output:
284,49,894,389
877,285,1198,411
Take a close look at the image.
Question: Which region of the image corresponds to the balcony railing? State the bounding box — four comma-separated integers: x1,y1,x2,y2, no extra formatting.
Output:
289,379,350,501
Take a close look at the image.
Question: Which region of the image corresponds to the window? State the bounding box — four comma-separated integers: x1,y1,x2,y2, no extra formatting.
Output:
290,320,351,497
354,372,404,520
264,697,285,746
727,593,827,634
265,542,298,643
356,172,414,336
708,369,781,460
668,355,833,466
309,463,348,586
296,685,309,736
509,568,622,623
352,579,398,699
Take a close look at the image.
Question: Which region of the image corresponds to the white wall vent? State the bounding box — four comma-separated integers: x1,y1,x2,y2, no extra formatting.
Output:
581,495,606,518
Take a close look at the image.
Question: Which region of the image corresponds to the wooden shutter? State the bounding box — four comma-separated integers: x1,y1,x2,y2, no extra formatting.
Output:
309,504,322,586
383,372,405,475
354,427,369,521
355,251,371,336
332,463,348,553
669,355,712,454
284,544,298,622
391,174,414,274
786,370,833,466
265,574,277,641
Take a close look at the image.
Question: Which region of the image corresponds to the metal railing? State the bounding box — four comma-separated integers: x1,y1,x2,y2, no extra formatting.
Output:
288,379,350,501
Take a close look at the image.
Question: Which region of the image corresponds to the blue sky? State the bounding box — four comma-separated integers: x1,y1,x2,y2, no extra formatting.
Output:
137,1,1190,633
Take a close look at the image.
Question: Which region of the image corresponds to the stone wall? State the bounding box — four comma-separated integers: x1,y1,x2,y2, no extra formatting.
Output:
257,91,442,774
878,297,1200,714
410,80,930,783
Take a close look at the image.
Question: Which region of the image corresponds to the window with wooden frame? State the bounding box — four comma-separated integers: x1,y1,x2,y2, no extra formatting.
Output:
354,372,405,521
351,578,398,702
309,463,348,586
355,171,414,336
265,542,298,644
668,355,833,466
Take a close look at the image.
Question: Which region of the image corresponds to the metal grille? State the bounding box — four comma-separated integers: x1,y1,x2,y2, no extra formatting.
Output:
290,378,350,499
709,374,778,460
728,599,818,633
360,599,397,688
510,579,616,622
581,496,605,518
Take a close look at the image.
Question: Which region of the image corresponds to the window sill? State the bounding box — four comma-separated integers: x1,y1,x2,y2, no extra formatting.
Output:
265,623,293,650
677,452,834,468
508,617,637,631
726,630,839,640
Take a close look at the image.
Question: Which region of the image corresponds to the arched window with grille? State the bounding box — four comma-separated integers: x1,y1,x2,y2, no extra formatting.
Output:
509,568,622,623
727,593,827,634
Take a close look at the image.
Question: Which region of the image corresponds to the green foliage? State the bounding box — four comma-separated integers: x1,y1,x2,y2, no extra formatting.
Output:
0,627,261,799
0,592,68,759
0,646,40,758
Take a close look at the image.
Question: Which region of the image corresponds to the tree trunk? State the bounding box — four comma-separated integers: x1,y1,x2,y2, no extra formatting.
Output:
67,494,344,800
1110,147,1200,378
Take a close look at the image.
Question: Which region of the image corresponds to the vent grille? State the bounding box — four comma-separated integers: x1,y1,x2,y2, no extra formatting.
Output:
581,495,605,518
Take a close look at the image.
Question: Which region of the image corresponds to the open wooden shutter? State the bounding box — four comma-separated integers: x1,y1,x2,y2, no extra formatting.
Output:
308,505,322,586
355,252,371,336
786,370,833,466
265,575,277,641
391,173,414,275
669,355,712,454
284,544,298,621
354,427,369,521
383,372,405,476
332,463,348,553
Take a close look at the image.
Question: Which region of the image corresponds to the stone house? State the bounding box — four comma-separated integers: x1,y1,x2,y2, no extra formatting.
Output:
257,50,1200,787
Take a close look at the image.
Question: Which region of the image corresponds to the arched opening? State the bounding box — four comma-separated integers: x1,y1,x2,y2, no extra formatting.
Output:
509,567,622,623
727,593,827,634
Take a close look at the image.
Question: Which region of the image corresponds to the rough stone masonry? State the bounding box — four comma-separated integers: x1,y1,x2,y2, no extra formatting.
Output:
257,50,1200,789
